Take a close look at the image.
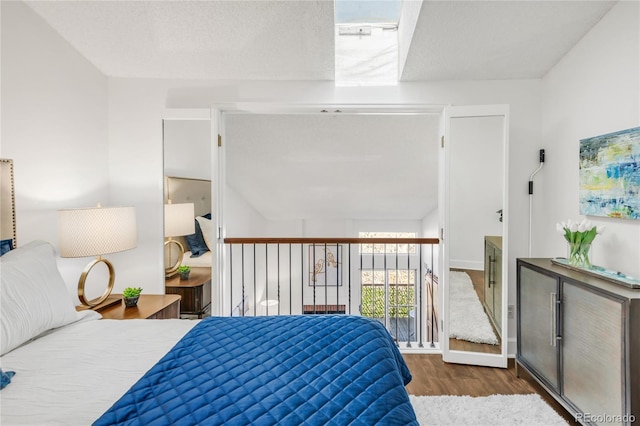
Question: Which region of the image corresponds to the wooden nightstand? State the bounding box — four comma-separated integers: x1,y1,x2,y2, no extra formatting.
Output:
165,267,211,319
78,294,181,319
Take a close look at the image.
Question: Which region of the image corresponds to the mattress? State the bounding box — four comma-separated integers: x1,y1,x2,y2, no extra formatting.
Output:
96,315,417,425
0,318,198,425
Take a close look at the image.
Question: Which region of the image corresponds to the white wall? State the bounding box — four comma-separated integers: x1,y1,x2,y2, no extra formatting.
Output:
1,1,110,301
449,115,504,270
225,185,268,237
538,1,640,278
163,119,211,180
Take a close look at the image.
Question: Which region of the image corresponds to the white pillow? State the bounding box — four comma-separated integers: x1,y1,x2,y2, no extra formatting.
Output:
195,216,214,251
1,240,82,355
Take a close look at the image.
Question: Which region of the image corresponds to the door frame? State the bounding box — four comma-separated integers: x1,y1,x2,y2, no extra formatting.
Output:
441,104,510,368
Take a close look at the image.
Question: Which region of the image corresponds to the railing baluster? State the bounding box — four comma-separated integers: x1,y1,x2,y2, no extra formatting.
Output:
406,248,412,348
313,244,317,314
241,244,245,317
430,245,436,348
348,244,351,315
336,244,339,316
419,243,423,348
324,242,328,314
253,244,256,316
229,245,233,316
277,244,281,315
289,243,292,315
223,238,438,344
359,244,363,317
394,244,399,344
300,243,304,315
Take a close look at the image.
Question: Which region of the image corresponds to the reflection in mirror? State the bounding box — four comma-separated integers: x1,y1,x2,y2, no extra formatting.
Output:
162,119,214,317
449,115,505,355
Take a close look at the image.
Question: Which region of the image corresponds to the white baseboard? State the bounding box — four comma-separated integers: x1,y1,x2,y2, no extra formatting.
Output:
450,260,484,271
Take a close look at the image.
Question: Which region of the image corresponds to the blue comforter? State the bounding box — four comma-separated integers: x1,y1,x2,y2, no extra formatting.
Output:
95,315,417,425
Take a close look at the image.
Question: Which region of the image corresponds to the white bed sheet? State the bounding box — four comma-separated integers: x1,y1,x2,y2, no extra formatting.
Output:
182,250,211,268
0,318,198,425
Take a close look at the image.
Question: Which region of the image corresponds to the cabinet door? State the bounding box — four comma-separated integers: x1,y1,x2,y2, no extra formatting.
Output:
562,281,624,424
484,242,494,314
493,248,502,330
518,265,559,391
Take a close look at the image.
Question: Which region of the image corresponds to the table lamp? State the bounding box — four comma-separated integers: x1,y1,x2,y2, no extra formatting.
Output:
164,201,195,277
58,203,137,307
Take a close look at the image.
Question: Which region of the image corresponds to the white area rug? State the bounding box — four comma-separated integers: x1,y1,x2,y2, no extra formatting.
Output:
409,394,568,425
449,271,499,345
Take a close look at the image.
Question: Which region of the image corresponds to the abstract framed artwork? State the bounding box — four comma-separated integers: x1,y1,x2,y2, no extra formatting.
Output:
579,126,640,220
308,244,342,286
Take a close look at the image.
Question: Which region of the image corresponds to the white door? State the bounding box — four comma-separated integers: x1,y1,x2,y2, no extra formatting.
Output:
441,105,509,368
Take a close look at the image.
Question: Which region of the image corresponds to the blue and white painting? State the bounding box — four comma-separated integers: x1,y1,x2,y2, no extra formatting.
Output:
579,126,640,220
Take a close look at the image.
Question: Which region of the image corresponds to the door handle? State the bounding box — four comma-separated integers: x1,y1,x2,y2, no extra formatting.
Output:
550,292,557,347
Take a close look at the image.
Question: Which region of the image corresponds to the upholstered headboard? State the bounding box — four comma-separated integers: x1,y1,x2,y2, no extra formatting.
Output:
164,176,212,266
164,176,211,218
0,159,17,249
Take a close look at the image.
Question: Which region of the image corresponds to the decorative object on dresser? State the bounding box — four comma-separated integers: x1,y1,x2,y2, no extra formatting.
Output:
177,265,191,280
96,294,181,319
58,203,137,308
165,267,211,318
555,218,602,268
517,258,640,425
122,287,143,307
164,201,195,277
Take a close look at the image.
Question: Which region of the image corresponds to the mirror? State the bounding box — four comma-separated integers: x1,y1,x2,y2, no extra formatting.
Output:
162,117,214,317
448,114,506,358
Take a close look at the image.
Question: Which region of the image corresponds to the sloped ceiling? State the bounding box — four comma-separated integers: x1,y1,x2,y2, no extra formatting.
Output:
225,113,440,220
24,0,616,81
17,0,617,221
400,0,617,80
24,0,335,80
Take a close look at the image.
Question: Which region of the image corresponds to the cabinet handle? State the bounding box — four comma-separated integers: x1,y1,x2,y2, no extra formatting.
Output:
489,256,496,287
550,292,556,347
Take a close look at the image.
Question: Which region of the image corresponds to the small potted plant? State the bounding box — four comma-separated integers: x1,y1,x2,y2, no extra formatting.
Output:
178,265,191,280
122,287,143,307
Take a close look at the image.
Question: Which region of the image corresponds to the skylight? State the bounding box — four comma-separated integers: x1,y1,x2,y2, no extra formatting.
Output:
334,0,402,86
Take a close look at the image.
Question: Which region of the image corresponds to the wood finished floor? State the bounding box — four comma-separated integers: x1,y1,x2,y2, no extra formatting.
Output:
402,354,579,425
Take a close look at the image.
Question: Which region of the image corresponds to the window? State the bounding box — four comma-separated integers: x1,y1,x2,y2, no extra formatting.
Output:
334,0,402,86
358,231,417,254
361,269,416,317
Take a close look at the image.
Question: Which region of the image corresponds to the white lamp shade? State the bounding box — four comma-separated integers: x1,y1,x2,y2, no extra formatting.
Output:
164,203,195,237
58,206,137,258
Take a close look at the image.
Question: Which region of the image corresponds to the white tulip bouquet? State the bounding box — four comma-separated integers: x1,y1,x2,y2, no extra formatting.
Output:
556,219,604,268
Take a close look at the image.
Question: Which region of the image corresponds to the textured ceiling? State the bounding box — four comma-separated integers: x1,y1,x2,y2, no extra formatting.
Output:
400,1,616,80
18,0,617,221
25,0,335,80
24,0,617,81
225,113,440,220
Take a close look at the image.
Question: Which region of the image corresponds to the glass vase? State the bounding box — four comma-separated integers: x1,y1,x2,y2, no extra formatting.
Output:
568,242,591,269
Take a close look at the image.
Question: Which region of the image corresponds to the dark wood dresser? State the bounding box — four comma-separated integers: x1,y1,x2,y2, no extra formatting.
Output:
165,267,211,319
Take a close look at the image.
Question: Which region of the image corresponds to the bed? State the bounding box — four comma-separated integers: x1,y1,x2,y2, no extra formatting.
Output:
0,240,417,425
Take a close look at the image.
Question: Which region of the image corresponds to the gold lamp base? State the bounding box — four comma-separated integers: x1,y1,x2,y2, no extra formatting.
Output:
78,256,115,307
165,238,185,278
